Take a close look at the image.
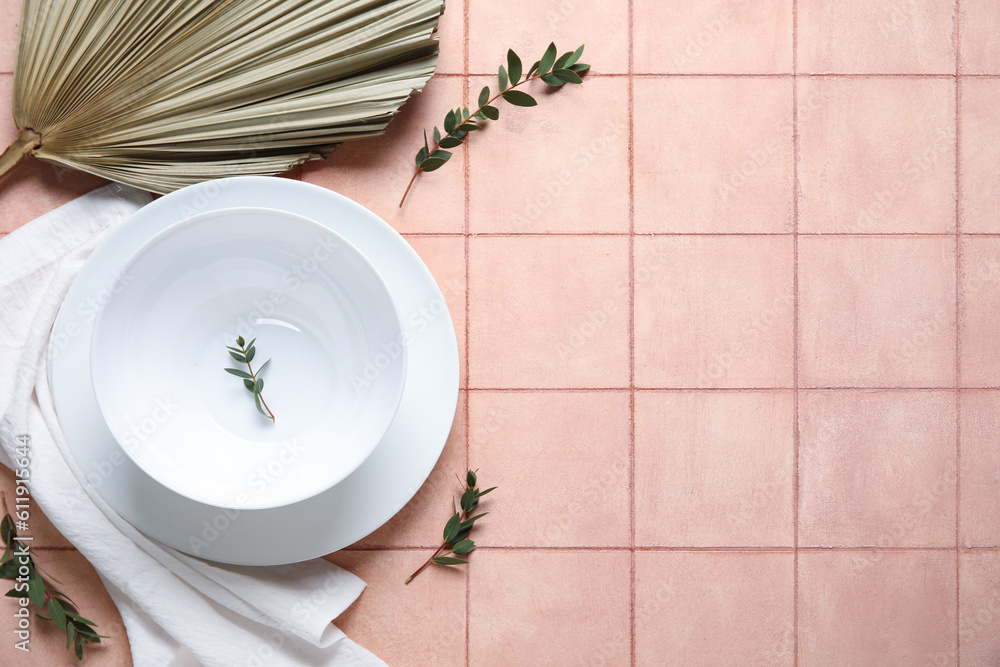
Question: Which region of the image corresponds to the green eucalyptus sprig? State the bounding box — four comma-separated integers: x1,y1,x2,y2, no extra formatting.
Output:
0,492,107,660
398,42,590,207
405,470,496,584
224,336,275,422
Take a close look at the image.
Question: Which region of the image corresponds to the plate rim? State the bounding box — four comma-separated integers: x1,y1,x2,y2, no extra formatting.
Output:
49,176,460,565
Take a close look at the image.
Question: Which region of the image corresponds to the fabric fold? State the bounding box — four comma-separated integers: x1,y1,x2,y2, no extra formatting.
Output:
0,185,384,667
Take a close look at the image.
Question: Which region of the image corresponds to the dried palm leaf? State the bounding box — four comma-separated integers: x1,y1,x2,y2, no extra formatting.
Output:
0,0,443,193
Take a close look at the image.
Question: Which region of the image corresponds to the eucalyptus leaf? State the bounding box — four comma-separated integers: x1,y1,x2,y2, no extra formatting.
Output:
501,90,537,107
507,49,522,85
430,556,468,565
245,346,256,363
244,378,255,392
539,42,558,74
439,137,463,149
48,598,67,630
498,64,508,90
229,351,246,363
443,512,462,543
481,105,500,121
478,86,490,108
553,68,584,84
224,368,251,379
451,540,476,555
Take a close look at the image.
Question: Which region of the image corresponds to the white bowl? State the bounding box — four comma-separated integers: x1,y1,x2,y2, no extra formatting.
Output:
90,207,406,509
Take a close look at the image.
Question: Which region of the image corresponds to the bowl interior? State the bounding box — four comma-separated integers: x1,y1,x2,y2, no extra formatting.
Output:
90,207,407,509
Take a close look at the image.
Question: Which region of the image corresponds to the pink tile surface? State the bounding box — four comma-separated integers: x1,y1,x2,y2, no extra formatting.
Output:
468,235,630,388
301,75,466,234
960,0,1000,74
797,78,956,234
798,237,957,387
797,0,956,74
0,0,18,74
635,552,795,666
468,391,630,546
633,0,793,74
959,552,1000,665
960,390,1000,546
634,235,794,388
469,550,631,665
798,550,957,666
435,0,465,74
326,550,466,666
798,390,957,547
3,0,999,664
961,237,1000,387
635,391,795,547
467,0,629,75
634,78,794,234
468,77,630,233
961,79,1000,233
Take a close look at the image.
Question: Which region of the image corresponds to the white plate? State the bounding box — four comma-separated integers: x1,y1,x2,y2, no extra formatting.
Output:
49,177,460,565
91,207,407,510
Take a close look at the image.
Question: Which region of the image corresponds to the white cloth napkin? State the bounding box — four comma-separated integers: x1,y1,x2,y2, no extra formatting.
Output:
0,184,385,666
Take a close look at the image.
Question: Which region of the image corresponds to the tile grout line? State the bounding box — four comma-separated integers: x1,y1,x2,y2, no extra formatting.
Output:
791,0,800,664
436,72,977,79
462,386,989,392
627,0,636,662
343,544,977,552
954,2,963,664
462,1,471,663
403,231,1000,237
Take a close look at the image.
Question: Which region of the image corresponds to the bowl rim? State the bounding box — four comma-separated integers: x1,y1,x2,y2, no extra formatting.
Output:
89,204,408,510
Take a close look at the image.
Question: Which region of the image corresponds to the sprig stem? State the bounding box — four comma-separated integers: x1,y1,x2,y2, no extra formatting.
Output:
224,336,275,422
398,74,543,208
405,470,495,584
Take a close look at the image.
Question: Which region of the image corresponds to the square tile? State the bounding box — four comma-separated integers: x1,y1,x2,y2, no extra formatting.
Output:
959,390,1000,546
355,392,465,547
634,235,794,388
468,77,629,233
798,390,957,548
635,552,795,666
797,78,956,234
961,79,1000,233
434,0,465,74
468,1,628,75
961,237,1000,386
301,75,465,234
798,551,957,666
798,0,955,74
634,391,794,547
634,78,793,233
959,552,1000,665
798,237,956,387
468,391,629,547
0,550,131,666
633,0,793,74
402,235,467,387
326,550,466,666
468,236,630,388
960,0,1000,73
469,550,630,665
